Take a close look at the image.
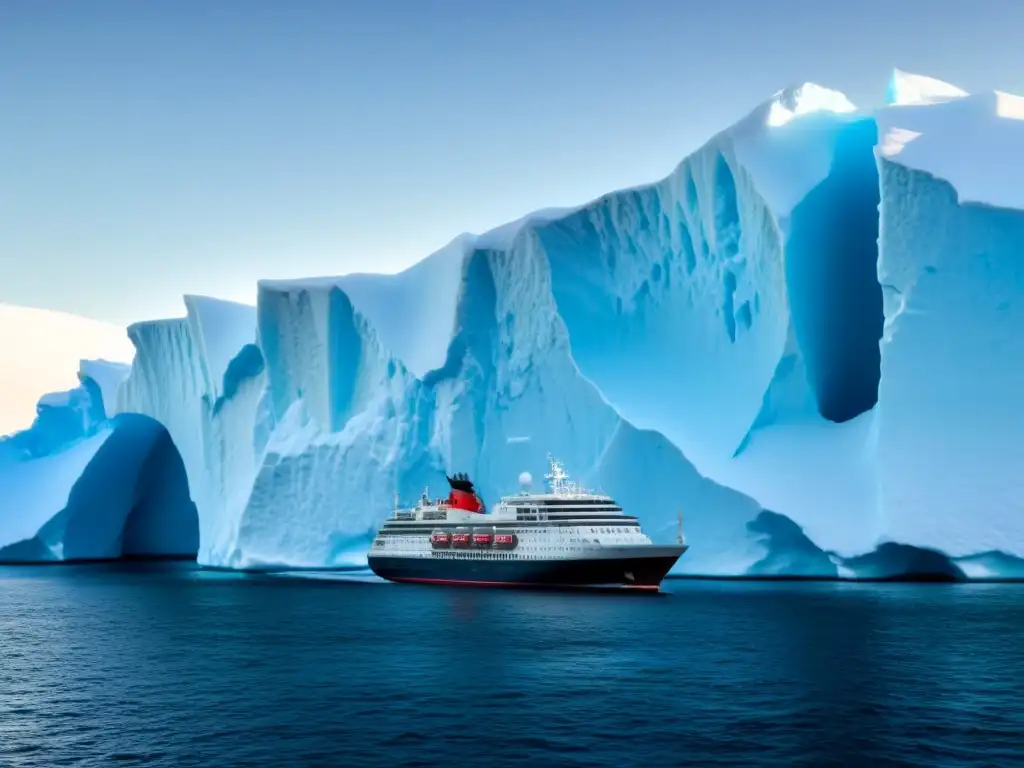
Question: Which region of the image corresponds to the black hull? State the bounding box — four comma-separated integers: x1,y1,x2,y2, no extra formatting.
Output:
368,546,686,590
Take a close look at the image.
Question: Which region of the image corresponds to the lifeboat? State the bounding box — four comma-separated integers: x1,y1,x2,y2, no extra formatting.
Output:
430,531,451,548
472,532,492,547
451,532,472,548
493,531,518,549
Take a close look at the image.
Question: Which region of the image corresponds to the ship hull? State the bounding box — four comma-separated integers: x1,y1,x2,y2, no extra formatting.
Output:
367,545,687,590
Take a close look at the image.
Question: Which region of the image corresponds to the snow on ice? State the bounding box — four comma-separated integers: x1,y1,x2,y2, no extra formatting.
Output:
3,70,1024,579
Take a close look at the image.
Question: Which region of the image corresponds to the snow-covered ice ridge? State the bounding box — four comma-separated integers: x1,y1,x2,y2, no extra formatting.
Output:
4,69,1024,579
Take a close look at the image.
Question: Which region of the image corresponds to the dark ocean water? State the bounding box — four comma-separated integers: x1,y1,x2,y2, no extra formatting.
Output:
2,564,1023,767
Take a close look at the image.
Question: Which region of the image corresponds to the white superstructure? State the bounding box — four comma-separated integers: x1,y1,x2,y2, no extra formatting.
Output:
370,456,677,562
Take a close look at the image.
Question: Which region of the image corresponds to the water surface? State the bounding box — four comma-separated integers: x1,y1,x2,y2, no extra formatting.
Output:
2,563,1022,766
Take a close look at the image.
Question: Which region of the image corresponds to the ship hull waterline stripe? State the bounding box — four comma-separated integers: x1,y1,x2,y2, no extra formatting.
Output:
388,577,661,591
367,552,683,588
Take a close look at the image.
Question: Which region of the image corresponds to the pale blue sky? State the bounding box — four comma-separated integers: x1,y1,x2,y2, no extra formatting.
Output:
2,0,1022,324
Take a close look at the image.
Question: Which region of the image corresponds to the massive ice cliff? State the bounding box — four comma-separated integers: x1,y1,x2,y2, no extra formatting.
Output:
3,69,1024,579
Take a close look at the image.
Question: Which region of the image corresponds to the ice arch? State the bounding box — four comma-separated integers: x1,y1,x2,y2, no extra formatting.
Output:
0,413,199,562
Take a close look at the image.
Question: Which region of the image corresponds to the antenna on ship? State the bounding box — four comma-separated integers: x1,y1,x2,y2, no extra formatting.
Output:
545,454,570,495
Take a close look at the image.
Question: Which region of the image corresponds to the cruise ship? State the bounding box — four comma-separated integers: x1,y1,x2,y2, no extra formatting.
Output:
367,457,688,590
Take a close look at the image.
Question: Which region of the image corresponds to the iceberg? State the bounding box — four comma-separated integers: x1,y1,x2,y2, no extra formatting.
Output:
4,69,1024,579
0,360,198,561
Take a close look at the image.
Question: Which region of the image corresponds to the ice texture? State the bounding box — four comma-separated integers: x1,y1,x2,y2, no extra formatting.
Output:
874,159,1024,557
115,297,264,566
4,70,1024,579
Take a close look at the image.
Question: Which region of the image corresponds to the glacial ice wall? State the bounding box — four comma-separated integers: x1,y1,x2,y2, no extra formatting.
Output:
537,113,884,444
225,73,1024,577
240,246,764,573
6,69,1024,579
875,160,1024,558
115,295,264,565
867,77,1024,569
528,94,886,556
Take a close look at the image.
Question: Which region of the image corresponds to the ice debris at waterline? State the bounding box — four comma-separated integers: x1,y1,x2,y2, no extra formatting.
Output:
3,70,1024,579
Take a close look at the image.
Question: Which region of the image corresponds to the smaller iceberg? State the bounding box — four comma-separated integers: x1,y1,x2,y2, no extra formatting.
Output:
0,360,199,562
